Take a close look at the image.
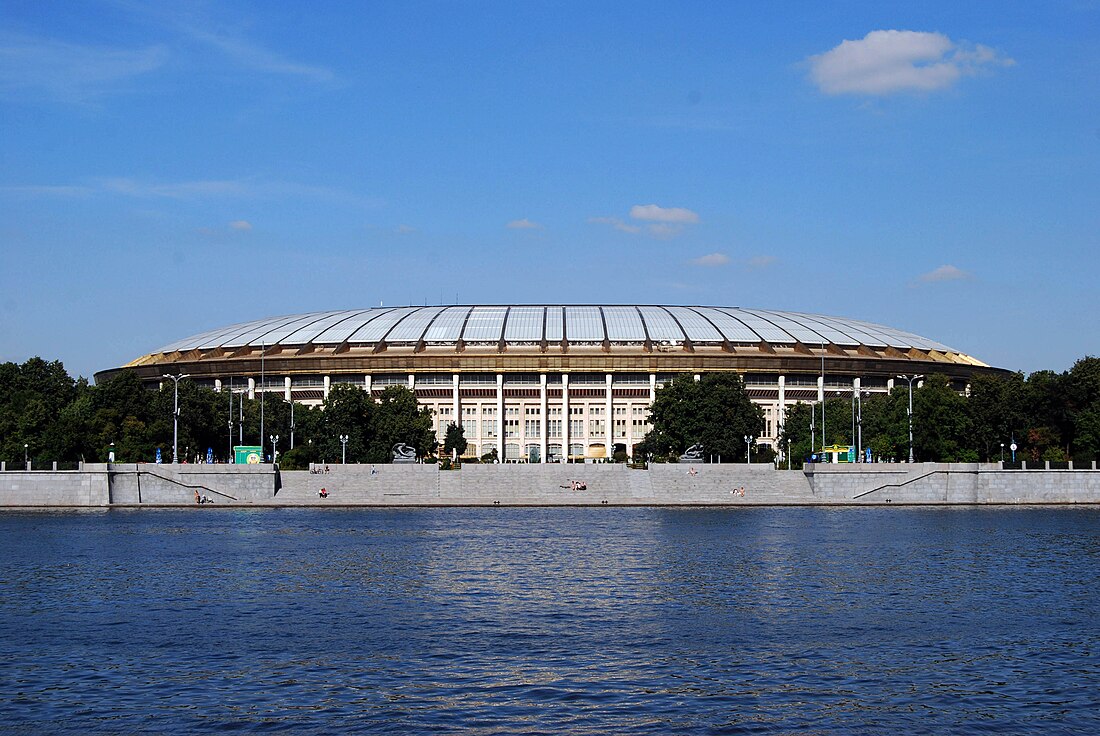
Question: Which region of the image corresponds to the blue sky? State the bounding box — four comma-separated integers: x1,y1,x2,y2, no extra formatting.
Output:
1,1,1097,380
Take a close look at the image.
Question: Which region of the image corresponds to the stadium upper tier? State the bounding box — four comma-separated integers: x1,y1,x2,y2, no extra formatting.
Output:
137,305,973,358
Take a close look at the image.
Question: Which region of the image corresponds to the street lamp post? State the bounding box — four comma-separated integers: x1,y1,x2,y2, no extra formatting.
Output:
744,435,753,464
163,373,191,464
810,405,816,458
896,374,924,463
856,389,870,463
339,434,349,464
269,434,279,464
787,438,791,470
24,443,29,469
289,400,295,450
1000,442,1005,463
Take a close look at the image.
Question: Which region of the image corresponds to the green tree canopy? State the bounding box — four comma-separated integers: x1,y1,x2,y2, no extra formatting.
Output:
443,422,468,459
643,372,764,461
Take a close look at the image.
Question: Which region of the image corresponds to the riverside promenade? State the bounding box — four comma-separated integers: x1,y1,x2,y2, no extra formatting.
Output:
2,461,1100,507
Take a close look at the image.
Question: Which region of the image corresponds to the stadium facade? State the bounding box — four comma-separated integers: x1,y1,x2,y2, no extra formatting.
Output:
97,305,1000,462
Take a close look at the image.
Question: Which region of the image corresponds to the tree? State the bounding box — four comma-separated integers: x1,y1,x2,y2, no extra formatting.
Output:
320,384,374,462
913,374,974,462
966,372,1028,461
443,422,468,459
367,386,436,463
644,372,764,461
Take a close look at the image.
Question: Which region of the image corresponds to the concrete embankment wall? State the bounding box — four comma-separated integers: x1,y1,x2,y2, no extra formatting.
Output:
0,466,110,506
107,464,277,504
3,462,1100,507
806,463,1100,504
275,463,809,505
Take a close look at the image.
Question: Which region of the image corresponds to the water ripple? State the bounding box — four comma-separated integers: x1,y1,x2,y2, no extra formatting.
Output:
0,507,1098,733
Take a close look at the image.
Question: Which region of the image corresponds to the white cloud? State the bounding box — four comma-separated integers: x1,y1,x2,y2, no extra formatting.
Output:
748,255,776,269
629,204,700,223
808,30,1013,96
690,253,730,267
506,218,540,229
0,176,375,207
229,220,252,231
919,264,971,282
121,4,334,84
395,224,416,234
0,31,168,102
588,216,641,234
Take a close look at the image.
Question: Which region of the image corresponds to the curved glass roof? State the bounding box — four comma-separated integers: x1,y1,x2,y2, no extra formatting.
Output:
153,305,956,354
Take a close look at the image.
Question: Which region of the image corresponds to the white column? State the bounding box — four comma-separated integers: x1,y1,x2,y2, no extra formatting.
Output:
215,378,223,393
408,373,415,390
496,373,505,460
817,375,824,403
887,377,895,393
562,374,570,463
452,373,460,425
323,375,331,399
364,374,372,394
284,376,292,402
605,373,614,457
248,377,256,400
777,374,786,437
540,373,548,463
649,373,657,402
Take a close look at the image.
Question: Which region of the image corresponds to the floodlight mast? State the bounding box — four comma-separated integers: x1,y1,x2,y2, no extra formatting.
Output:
163,373,191,463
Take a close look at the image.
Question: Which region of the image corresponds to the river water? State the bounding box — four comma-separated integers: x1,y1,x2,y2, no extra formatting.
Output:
1,507,1098,734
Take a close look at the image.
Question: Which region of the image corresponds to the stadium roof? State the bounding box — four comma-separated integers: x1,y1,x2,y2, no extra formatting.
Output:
151,305,957,354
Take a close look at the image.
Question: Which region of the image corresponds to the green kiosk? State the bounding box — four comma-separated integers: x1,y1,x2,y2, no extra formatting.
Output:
234,446,264,464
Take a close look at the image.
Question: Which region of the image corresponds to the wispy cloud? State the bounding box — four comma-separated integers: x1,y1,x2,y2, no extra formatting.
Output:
808,30,1013,96
121,3,335,84
588,216,641,234
0,31,168,102
630,204,700,224
590,205,701,238
395,224,416,234
748,255,776,269
506,218,541,229
1,176,377,207
918,264,971,283
228,220,252,231
690,253,730,267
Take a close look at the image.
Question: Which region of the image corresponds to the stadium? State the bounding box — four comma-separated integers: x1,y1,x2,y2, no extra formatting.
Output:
97,305,1002,462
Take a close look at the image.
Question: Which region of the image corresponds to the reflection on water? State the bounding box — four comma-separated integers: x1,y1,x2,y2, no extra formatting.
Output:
1,507,1099,733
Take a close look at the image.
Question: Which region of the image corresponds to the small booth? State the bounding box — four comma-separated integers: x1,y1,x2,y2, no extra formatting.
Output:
234,446,264,464
818,444,855,464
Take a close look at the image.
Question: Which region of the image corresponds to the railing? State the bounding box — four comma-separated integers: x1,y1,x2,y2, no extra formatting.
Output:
128,467,240,502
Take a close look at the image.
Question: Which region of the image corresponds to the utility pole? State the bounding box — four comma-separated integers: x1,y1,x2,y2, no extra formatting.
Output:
163,373,191,464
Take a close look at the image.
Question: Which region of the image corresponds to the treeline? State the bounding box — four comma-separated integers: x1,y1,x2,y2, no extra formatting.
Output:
0,360,434,469
635,357,1100,466
3,355,1099,469
780,358,1100,465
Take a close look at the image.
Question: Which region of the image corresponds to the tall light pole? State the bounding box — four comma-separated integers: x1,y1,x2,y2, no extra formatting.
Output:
289,400,295,449
897,374,923,463
228,376,234,461
820,344,826,451
24,443,29,469
259,342,265,449
744,435,753,464
787,438,791,470
269,434,279,464
339,434,349,464
856,388,869,462
810,403,816,458
163,373,191,464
